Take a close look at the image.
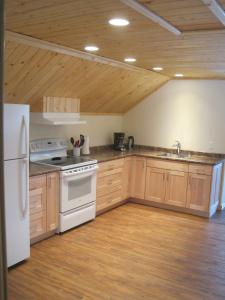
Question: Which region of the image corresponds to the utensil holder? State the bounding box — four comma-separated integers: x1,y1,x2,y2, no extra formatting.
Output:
73,147,80,157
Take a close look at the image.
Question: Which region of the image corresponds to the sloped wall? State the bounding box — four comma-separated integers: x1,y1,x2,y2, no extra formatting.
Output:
123,80,225,153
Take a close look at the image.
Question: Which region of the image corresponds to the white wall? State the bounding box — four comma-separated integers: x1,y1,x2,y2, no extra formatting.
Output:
30,114,123,147
123,80,225,153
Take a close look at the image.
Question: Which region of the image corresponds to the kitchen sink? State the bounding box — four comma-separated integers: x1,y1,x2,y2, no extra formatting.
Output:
157,152,189,159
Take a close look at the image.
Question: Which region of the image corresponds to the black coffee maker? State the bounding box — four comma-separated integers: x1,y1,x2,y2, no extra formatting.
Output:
113,132,125,151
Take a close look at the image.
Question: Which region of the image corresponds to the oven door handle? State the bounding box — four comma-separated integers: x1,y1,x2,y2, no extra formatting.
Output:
61,169,97,181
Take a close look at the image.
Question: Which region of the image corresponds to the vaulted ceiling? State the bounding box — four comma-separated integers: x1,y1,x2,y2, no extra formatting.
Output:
4,0,225,113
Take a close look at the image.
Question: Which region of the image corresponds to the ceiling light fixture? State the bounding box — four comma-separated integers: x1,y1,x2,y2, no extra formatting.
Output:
84,45,99,52
109,18,130,26
174,73,184,77
124,57,136,62
152,66,163,71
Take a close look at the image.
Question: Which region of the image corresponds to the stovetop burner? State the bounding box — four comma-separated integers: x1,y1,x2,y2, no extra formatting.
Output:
37,155,97,170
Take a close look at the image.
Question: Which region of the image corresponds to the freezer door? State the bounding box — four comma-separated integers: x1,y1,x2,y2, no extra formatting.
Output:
4,158,30,267
4,104,29,160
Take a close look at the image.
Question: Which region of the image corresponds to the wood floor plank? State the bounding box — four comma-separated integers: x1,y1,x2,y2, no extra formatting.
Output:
8,203,225,300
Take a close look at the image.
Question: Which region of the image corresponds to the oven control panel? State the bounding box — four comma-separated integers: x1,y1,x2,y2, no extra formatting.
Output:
62,164,98,176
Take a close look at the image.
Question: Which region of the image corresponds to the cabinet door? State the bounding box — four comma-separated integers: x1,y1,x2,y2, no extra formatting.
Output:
29,175,47,239
165,171,188,207
46,172,59,231
132,157,146,199
123,157,134,199
186,174,211,212
145,167,166,203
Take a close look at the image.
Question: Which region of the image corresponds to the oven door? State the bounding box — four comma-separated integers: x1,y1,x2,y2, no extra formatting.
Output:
60,168,97,213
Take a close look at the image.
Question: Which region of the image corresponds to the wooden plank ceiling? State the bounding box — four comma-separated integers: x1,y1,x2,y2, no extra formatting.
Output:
5,0,225,79
4,40,169,113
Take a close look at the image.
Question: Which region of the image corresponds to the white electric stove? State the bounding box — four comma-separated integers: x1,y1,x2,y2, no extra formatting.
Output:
30,138,98,233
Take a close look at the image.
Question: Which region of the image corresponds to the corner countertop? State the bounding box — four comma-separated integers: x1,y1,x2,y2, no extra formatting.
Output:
87,149,225,166
29,162,60,177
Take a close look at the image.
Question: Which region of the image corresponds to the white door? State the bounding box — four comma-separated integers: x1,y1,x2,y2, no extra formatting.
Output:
4,104,29,160
4,158,30,267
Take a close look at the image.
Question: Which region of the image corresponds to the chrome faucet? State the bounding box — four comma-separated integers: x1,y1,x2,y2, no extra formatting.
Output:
173,140,181,156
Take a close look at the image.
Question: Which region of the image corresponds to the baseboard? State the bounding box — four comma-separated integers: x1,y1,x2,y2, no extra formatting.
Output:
96,199,129,216
30,230,57,245
129,198,209,218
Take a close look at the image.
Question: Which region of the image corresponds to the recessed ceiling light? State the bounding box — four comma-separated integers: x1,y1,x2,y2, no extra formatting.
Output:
109,18,129,26
174,73,184,77
152,66,163,71
124,57,136,62
84,45,99,52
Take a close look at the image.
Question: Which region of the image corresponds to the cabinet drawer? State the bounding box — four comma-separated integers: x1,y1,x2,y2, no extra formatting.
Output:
30,175,46,190
30,188,46,214
97,189,122,212
147,159,188,172
30,211,47,239
98,159,124,176
97,173,122,197
189,164,212,175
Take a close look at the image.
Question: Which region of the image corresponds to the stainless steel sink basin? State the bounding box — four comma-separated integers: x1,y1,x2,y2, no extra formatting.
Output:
157,152,189,159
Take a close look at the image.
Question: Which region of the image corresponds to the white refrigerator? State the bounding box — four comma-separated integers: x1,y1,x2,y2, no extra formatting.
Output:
4,104,30,267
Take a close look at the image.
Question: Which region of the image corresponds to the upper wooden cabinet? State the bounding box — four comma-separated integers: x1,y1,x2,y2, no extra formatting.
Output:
131,157,146,199
42,96,80,113
165,171,188,207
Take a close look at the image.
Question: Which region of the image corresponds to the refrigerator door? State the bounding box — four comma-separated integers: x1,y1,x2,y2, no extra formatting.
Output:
4,158,30,267
4,104,29,160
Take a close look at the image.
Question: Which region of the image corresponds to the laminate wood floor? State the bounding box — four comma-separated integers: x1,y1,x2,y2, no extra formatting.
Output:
8,203,225,300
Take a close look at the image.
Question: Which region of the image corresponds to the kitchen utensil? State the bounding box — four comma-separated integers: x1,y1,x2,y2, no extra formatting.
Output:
73,147,80,157
81,136,90,155
127,136,134,150
80,134,85,147
70,137,74,146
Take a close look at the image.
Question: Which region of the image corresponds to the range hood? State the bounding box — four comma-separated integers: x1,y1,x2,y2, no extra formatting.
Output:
30,112,86,125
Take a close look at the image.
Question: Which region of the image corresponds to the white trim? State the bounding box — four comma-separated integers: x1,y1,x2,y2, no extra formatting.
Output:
120,0,181,36
5,31,151,74
201,0,225,26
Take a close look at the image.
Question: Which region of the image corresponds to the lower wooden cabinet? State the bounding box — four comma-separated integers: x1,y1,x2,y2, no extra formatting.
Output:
145,167,166,203
131,157,146,199
46,172,59,231
123,157,134,199
96,159,124,213
96,156,222,218
165,170,188,207
29,172,59,243
145,168,188,207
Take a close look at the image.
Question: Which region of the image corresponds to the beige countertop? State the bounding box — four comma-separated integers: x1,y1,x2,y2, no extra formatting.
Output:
87,149,225,166
29,148,225,177
29,162,60,177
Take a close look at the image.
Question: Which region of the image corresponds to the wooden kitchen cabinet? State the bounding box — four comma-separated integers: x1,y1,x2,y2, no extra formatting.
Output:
186,173,211,212
46,172,59,231
165,170,188,207
96,159,124,214
131,157,146,199
29,175,47,240
29,172,59,243
186,163,222,215
145,167,166,203
123,157,134,199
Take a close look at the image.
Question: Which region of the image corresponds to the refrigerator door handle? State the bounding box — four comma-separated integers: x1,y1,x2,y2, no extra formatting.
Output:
21,115,28,158
22,158,29,218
